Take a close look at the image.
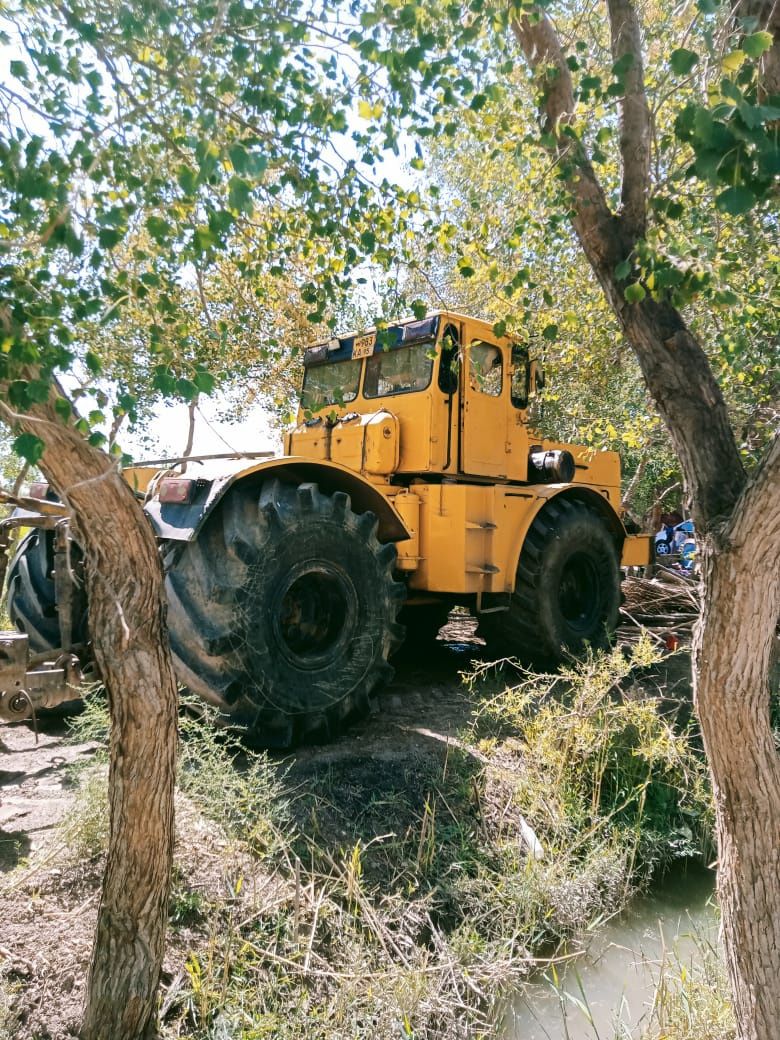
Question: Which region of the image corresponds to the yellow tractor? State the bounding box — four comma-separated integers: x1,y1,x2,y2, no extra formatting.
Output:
1,311,649,744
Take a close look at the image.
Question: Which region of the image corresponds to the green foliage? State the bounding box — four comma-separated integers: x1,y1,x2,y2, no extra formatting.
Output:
0,0,422,457
468,639,713,868
177,708,290,862
640,931,735,1039
58,650,714,1039
59,767,110,860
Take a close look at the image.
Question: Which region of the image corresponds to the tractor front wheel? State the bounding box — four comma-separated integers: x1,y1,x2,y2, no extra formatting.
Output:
479,498,620,666
164,479,405,747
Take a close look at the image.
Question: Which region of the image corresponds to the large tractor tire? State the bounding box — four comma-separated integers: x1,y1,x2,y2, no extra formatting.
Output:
6,528,88,715
479,498,620,666
7,529,87,651
165,479,406,747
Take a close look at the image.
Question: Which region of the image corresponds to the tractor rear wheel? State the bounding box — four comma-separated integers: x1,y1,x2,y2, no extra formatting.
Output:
479,498,620,666
164,479,405,747
7,529,87,651
6,528,88,714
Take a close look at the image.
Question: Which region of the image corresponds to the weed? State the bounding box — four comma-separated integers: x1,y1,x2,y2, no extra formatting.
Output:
52,643,714,1039
0,978,21,1040
58,766,109,860
641,930,734,1040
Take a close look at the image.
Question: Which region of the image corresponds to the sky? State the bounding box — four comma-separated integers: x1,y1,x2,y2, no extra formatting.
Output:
127,397,281,461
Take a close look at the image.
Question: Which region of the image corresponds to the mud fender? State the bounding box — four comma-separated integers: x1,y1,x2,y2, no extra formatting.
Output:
143,457,410,544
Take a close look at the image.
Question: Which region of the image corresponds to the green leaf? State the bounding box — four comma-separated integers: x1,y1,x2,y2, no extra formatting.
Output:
175,377,199,401
98,226,123,249
146,215,171,243
193,226,216,252
612,53,635,78
13,433,44,465
26,380,50,403
193,370,215,394
670,49,699,76
492,319,507,338
722,50,746,73
228,143,249,174
9,59,26,79
624,283,646,303
177,165,198,196
228,176,253,214
742,32,773,59
54,397,72,421
411,299,427,319
542,323,558,341
615,259,631,280
716,185,757,215
85,351,102,375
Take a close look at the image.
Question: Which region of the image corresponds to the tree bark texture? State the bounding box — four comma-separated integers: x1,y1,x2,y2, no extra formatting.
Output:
695,439,780,1039
513,5,780,1038
2,391,178,1040
736,0,780,99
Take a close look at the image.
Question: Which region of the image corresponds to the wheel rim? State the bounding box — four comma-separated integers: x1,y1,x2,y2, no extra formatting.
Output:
558,553,601,634
270,561,356,670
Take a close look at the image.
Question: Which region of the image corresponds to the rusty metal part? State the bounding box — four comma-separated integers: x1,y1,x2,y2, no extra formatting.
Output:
52,518,83,652
0,490,68,517
0,523,12,596
0,515,59,602
0,632,83,722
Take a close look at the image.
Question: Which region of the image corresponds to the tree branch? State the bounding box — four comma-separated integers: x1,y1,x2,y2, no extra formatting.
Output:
730,430,780,557
735,0,780,99
511,11,624,271
606,0,651,240
511,3,747,528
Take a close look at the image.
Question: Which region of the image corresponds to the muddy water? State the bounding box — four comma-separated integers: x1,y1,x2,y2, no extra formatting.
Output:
506,863,717,1040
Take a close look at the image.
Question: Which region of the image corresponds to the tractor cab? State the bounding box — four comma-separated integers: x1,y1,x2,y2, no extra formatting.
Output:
285,311,550,484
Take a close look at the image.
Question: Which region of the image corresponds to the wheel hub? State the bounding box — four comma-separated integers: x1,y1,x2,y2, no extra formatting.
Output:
269,561,356,670
558,553,601,633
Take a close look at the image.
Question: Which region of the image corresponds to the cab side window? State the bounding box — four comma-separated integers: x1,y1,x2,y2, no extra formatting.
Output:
469,341,503,396
510,344,529,408
438,323,460,394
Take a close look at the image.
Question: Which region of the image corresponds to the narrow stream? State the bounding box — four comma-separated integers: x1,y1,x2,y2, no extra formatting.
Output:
506,863,717,1040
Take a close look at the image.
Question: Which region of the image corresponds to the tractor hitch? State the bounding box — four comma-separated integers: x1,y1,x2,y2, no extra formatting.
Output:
0,632,83,722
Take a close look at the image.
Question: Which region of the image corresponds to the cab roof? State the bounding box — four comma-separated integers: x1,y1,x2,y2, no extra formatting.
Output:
303,311,503,367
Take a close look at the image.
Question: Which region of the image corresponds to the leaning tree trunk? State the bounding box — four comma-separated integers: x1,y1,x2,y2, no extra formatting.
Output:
512,5,780,1038
7,392,178,1040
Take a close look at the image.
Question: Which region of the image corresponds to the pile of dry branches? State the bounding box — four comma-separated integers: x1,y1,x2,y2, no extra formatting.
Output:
620,568,700,645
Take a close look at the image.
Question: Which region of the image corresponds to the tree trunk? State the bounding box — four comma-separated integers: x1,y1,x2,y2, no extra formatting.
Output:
513,6,780,1037
7,395,178,1040
694,444,780,1040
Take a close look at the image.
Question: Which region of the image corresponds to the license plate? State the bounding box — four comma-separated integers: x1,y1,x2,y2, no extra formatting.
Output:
352,333,376,358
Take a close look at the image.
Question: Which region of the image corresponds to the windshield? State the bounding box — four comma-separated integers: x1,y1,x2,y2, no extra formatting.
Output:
363,342,434,399
300,359,362,411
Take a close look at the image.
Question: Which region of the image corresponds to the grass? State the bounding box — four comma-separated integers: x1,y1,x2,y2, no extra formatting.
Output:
52,639,716,1038
641,932,735,1040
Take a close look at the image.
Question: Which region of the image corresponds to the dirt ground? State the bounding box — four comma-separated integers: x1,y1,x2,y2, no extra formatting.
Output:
0,616,693,1039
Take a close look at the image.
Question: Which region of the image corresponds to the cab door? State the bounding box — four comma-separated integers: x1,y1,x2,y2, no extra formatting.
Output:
461,338,509,478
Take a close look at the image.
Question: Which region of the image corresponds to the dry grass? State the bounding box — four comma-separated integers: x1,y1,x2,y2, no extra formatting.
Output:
2,639,715,1039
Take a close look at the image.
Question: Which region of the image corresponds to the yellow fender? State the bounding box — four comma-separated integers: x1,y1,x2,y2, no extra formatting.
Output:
143,456,410,544
502,485,631,588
